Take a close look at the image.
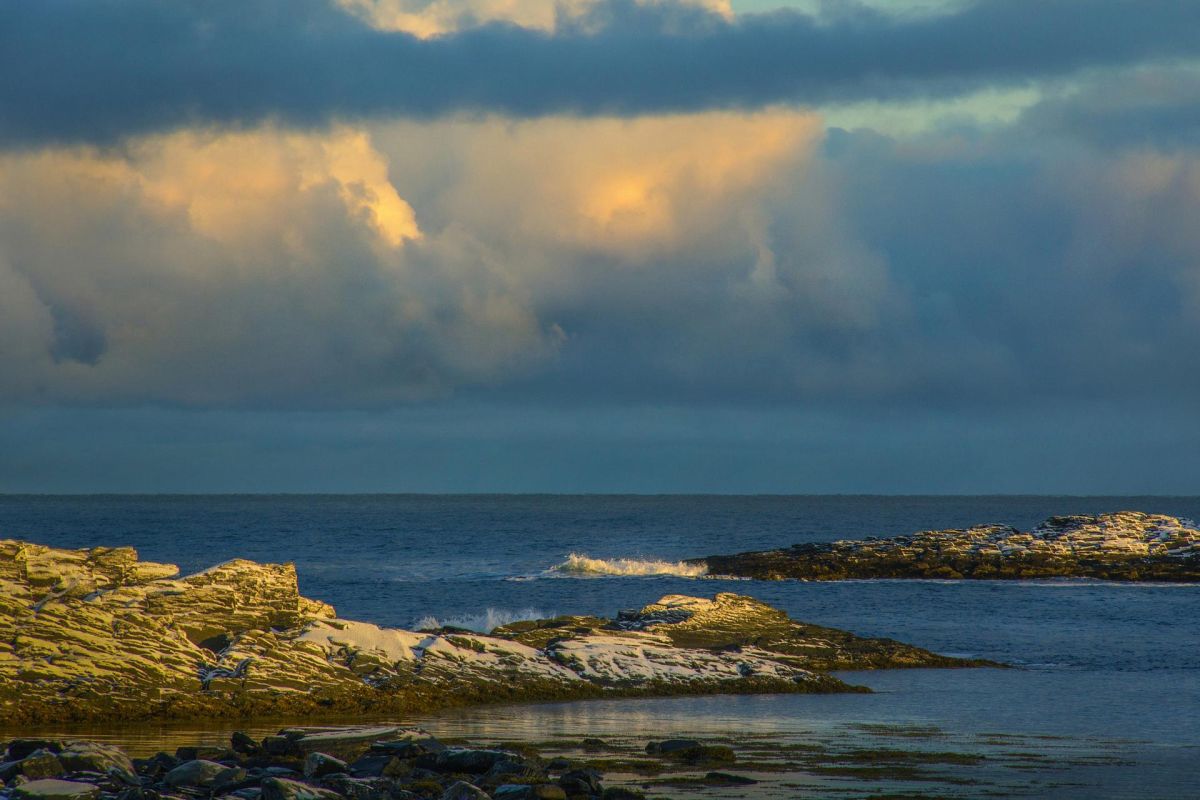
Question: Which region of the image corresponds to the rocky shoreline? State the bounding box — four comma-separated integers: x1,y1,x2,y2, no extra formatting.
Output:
0,727,664,800
0,541,989,725
694,512,1200,582
0,721,1131,800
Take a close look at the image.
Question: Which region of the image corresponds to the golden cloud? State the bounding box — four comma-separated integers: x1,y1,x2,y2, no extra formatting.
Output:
0,108,843,404
336,0,733,38
375,109,822,262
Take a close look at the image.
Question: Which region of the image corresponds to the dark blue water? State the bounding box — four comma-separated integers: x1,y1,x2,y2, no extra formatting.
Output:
2,496,1198,798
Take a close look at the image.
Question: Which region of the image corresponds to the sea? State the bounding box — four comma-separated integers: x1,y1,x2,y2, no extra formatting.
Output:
1,495,1197,799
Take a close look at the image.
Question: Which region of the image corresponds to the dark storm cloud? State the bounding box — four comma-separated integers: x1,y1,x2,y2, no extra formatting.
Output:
1019,66,1200,149
4,0,1200,146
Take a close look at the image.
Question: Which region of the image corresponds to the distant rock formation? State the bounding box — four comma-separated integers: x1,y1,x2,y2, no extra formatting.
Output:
696,512,1200,582
0,540,986,724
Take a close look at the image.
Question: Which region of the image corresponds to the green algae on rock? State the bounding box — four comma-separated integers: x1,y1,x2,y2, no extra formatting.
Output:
1,540,981,724
695,511,1200,582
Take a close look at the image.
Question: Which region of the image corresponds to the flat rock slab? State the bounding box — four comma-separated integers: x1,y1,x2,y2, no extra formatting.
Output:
12,779,101,800
294,727,401,750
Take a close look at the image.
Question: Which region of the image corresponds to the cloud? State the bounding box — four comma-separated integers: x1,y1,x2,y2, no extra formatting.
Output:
0,123,552,406
0,110,854,407
375,111,821,257
1019,63,1200,150
4,0,1200,146
818,122,1200,403
4,48,1200,418
5,99,1200,413
335,0,731,38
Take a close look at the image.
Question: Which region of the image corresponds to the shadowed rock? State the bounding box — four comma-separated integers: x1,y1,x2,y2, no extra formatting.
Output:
0,731,676,800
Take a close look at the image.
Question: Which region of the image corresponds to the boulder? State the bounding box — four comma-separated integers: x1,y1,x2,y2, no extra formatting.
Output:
558,769,603,796
262,737,300,757
432,749,511,774
12,779,101,800
440,782,490,800
231,732,260,755
493,786,567,800
6,742,65,761
599,790,645,800
369,739,444,758
346,755,396,779
164,759,238,788
57,742,138,784
317,774,392,800
260,778,345,800
176,745,236,762
644,739,700,755
303,753,348,780
14,751,65,780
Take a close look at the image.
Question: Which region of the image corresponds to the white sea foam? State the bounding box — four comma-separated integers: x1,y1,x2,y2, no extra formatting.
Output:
548,553,709,578
413,607,552,633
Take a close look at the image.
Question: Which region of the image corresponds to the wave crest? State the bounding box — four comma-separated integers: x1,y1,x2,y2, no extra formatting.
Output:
413,607,551,633
549,553,708,578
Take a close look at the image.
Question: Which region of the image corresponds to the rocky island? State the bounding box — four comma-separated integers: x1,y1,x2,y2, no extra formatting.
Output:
695,512,1200,582
0,540,988,725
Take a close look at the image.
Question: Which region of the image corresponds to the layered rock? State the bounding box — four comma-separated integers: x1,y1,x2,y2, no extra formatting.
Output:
697,512,1200,581
0,540,982,723
498,593,993,670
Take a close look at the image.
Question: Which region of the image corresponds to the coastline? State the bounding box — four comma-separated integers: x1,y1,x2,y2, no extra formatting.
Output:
4,501,1195,797
1,709,1162,800
1,541,987,726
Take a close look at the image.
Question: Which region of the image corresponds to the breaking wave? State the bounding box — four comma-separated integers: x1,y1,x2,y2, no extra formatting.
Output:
548,553,709,578
413,607,552,633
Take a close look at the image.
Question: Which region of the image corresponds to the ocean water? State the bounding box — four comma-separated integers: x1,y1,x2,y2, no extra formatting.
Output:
2,495,1198,798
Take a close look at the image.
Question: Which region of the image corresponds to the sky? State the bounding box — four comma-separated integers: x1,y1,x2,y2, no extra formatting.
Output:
1,0,1199,493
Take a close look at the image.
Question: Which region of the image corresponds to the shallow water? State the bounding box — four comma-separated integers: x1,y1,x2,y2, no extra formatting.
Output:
2,495,1198,798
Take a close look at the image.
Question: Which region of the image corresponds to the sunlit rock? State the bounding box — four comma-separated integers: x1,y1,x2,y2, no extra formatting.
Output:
698,512,1200,582
0,539,986,724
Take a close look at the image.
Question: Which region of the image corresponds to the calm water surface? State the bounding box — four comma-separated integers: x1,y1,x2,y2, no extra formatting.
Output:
1,496,1197,798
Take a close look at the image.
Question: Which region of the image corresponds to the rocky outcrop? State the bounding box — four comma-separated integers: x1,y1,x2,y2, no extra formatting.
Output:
498,593,994,670
0,540,984,724
696,512,1200,581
